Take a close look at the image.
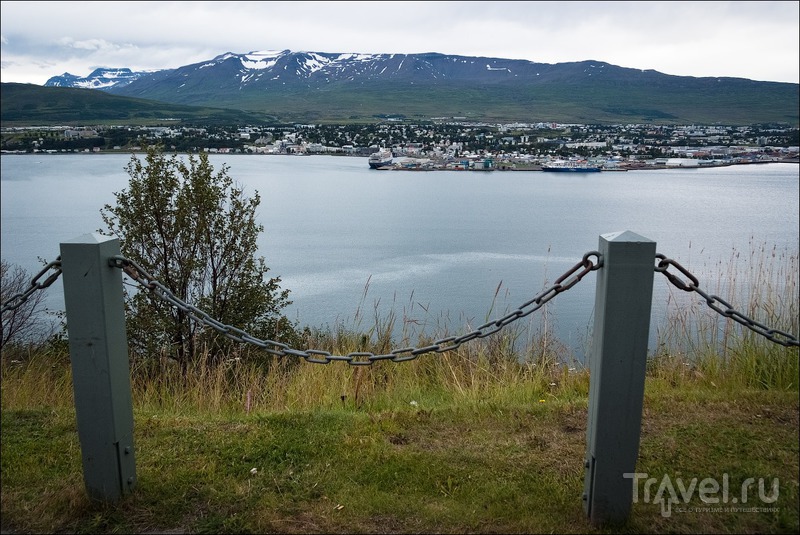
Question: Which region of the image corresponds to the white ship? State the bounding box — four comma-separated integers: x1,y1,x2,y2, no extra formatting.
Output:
541,160,602,172
368,148,393,169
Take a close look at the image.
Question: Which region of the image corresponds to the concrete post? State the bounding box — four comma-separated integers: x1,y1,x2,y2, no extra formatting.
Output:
60,233,136,502
583,230,656,525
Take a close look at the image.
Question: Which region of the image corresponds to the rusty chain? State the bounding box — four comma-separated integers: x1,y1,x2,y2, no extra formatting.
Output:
0,258,63,314
109,251,603,365
654,254,799,348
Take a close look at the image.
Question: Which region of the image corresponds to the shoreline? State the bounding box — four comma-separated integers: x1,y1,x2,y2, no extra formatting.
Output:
374,158,799,172
2,150,797,173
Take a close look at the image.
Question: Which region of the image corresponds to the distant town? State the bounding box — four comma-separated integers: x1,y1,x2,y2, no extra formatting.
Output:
2,121,798,171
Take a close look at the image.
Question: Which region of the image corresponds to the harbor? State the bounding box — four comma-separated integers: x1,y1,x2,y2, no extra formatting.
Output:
369,154,798,172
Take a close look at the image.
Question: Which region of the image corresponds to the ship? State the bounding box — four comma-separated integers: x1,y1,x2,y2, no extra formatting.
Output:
541,160,602,172
368,148,393,169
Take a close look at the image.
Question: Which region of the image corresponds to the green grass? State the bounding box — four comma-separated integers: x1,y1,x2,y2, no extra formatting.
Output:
2,341,798,534
2,243,798,533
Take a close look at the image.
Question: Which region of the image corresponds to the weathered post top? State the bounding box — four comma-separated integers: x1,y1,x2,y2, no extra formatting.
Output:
62,232,119,245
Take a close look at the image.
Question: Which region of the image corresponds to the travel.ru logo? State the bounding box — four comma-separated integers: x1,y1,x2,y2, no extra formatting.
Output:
624,472,779,517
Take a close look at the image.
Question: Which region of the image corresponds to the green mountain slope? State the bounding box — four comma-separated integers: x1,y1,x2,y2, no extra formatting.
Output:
3,75,798,126
222,80,799,125
0,84,275,126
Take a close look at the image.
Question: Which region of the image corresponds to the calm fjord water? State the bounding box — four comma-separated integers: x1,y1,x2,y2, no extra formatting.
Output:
2,154,798,358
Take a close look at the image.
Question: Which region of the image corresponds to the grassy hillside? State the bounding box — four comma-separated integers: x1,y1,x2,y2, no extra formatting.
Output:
0,83,276,126
4,76,798,127
205,79,800,125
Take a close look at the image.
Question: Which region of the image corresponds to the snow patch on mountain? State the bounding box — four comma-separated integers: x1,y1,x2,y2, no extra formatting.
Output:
44,67,151,89
241,50,283,70
241,57,279,70
301,53,330,74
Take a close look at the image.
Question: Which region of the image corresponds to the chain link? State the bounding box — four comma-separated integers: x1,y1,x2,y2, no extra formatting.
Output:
0,258,63,314
655,254,799,348
110,251,603,365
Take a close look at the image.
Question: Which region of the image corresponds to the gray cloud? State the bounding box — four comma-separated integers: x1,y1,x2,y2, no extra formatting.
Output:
1,0,797,84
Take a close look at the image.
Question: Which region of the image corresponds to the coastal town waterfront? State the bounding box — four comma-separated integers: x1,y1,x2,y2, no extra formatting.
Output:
367,154,799,171
2,121,797,173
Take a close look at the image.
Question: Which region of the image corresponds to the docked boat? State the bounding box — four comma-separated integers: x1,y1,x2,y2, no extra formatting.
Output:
541,161,602,172
368,148,393,169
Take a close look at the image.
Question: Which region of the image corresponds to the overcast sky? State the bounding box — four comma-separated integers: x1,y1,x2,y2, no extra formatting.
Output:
1,1,798,85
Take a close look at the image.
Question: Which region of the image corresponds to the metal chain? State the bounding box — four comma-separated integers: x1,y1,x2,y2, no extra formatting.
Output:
0,258,63,314
7,251,794,352
110,251,603,365
654,253,799,348
6,252,795,352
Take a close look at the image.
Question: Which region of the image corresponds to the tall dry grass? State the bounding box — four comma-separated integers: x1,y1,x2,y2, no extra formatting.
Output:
2,241,797,415
0,342,74,410
122,288,583,415
652,240,798,390
1,276,584,414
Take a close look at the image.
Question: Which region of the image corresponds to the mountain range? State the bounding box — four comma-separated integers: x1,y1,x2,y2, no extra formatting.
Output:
25,49,800,125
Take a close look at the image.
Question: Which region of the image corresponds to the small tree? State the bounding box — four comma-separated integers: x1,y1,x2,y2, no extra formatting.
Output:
101,146,294,369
